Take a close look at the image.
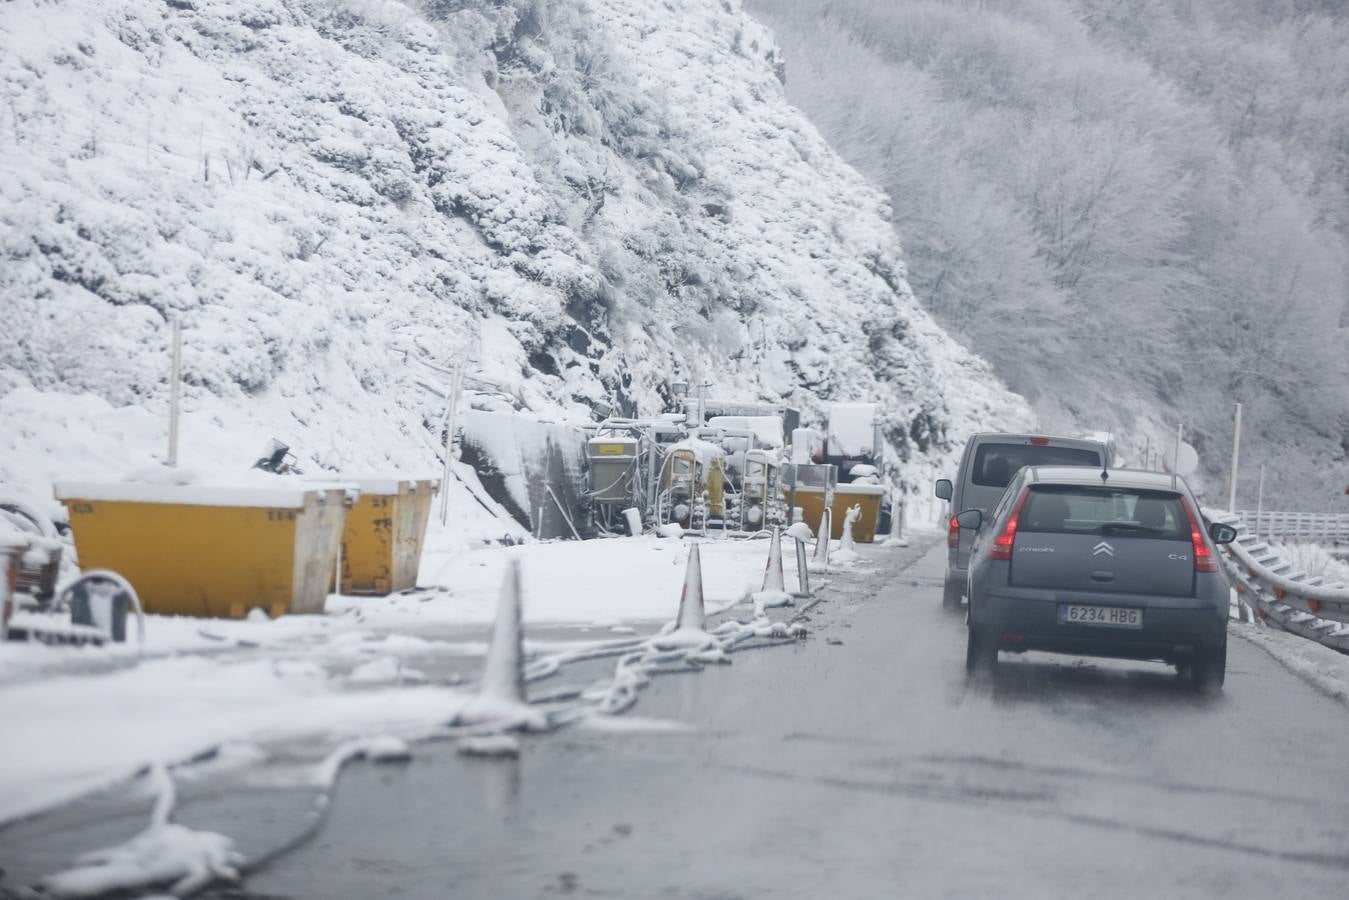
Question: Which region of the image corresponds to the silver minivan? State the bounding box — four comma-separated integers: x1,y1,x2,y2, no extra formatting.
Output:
935,433,1109,609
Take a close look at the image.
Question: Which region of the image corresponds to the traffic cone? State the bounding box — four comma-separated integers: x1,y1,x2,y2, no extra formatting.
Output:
811,508,832,569
762,526,785,593
676,543,706,633
480,558,526,705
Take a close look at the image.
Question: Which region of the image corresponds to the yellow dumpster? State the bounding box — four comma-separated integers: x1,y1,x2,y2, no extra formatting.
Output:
830,483,887,543
337,477,438,595
786,485,830,535
54,481,354,619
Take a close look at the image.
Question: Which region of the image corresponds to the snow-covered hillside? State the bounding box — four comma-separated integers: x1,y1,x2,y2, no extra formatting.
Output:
0,0,1029,496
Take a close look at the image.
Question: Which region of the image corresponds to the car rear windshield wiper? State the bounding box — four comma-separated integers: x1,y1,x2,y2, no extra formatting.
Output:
1100,523,1168,536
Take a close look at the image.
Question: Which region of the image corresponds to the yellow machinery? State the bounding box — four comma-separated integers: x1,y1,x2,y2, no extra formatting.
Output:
338,478,437,595
737,449,783,531
54,481,352,619
658,440,726,529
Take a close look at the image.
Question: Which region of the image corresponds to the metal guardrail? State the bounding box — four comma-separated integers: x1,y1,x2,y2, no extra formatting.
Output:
1232,510,1349,545
1209,510,1349,654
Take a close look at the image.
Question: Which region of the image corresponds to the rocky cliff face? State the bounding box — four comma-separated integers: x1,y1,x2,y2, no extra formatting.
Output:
0,0,1029,493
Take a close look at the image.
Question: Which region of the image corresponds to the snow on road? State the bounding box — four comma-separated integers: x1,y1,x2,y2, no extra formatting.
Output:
0,530,801,826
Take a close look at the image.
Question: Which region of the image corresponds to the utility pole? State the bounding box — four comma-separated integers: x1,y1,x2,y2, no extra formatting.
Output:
1227,402,1243,513
167,320,183,467
1172,422,1183,474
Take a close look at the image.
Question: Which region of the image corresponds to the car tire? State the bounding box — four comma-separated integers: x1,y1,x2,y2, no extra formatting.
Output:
1187,639,1226,692
942,577,964,610
965,626,998,675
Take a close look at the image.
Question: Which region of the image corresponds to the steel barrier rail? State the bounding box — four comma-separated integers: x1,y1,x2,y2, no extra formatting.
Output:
1208,510,1349,654
1232,510,1349,544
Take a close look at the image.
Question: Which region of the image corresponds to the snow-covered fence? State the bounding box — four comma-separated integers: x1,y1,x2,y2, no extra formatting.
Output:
1209,511,1349,653
1233,510,1349,545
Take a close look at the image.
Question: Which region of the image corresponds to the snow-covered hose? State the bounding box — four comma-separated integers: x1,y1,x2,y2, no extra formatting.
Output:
1208,510,1349,653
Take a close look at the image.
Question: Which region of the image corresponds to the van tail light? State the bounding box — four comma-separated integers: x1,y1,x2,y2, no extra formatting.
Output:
1028,437,1050,445
989,488,1031,560
1179,497,1218,573
947,516,960,548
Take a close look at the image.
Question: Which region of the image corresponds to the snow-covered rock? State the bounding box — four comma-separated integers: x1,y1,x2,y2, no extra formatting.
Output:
0,0,1029,505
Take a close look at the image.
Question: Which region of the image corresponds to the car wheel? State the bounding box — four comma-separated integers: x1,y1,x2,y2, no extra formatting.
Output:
965,626,998,675
942,577,964,610
1187,639,1226,692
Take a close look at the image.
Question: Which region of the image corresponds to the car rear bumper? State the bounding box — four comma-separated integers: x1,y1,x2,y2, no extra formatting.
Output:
976,591,1227,663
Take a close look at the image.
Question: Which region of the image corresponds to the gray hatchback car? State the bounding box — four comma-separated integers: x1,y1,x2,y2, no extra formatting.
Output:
957,466,1237,690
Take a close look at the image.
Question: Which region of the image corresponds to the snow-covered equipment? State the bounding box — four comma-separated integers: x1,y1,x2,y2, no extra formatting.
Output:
824,402,884,479
656,438,727,531
329,476,437,595
0,493,65,602
677,394,801,436
840,505,861,555
54,480,354,619
829,483,887,543
582,418,684,534
732,449,785,532
253,438,302,475
0,533,25,642
64,569,146,644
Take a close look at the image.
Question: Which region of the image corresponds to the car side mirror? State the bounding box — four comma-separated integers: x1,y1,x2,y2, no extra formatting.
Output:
1208,522,1238,545
934,479,953,501
955,509,983,531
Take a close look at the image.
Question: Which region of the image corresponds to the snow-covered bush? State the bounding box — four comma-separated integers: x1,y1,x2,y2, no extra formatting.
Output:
1,0,1028,496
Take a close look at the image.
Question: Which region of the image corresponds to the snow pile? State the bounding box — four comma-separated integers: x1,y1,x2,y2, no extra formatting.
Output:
1,0,1028,519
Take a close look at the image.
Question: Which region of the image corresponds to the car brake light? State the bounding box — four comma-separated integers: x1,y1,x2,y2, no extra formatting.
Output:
1028,437,1050,445
947,516,960,548
1179,497,1217,573
989,488,1030,560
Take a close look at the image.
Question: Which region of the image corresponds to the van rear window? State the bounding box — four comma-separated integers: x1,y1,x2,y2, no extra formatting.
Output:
1018,485,1189,540
971,443,1101,488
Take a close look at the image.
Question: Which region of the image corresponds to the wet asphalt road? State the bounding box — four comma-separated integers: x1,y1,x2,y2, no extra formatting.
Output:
6,539,1349,899
244,540,1349,899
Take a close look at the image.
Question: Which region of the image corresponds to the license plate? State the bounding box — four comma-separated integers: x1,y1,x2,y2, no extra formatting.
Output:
1059,604,1143,629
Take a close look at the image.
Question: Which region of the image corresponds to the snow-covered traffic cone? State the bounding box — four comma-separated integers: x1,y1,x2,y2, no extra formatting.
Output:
676,542,707,633
751,527,793,613
481,558,526,704
453,558,547,732
650,544,715,651
762,526,785,593
811,508,832,571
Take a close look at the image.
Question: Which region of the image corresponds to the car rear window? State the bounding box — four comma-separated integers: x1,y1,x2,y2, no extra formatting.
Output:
1018,485,1189,540
970,443,1101,488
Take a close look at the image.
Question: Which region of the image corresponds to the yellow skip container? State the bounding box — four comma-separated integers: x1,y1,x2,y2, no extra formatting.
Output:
337,477,438,595
54,481,354,619
830,483,887,543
